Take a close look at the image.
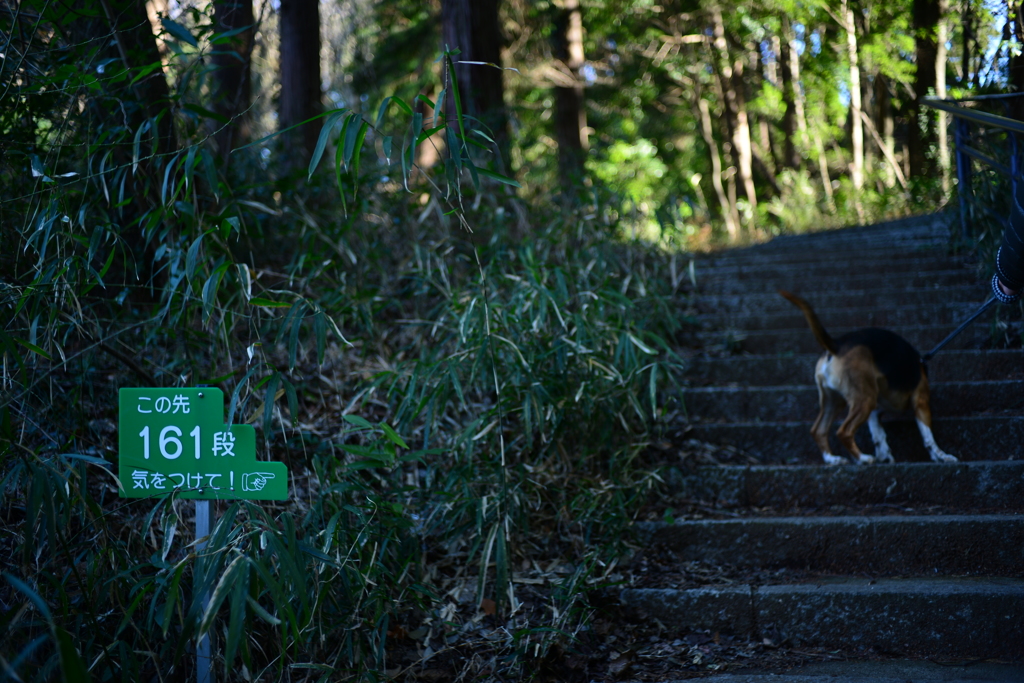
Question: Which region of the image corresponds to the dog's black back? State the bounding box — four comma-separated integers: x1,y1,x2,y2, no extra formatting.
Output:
834,327,921,393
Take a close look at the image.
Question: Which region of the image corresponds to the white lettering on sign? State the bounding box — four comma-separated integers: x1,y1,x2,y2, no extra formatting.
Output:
131,469,258,493
212,431,236,456
139,425,203,460
136,394,191,414
172,394,191,414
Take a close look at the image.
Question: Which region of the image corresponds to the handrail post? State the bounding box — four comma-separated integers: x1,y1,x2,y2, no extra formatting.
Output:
954,117,972,239
1012,130,1021,233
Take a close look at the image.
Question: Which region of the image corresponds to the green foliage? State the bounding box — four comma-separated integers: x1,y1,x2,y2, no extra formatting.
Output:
0,3,683,676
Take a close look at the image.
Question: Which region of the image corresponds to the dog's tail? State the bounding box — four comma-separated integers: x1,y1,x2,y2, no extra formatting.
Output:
778,290,839,355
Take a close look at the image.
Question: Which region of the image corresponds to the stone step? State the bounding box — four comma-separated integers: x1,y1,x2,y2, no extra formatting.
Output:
685,415,1024,464
698,284,987,312
698,270,974,295
682,380,1024,423
734,232,948,255
665,461,1024,511
637,514,1024,574
724,322,1005,354
745,222,948,245
696,256,969,282
699,243,957,268
687,350,1024,386
684,660,1024,683
619,578,1024,658
701,301,1018,332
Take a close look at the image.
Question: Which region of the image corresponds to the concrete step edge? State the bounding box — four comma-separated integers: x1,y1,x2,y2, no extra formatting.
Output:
663,460,1024,510
636,515,1024,574
683,416,1024,464
619,577,1024,657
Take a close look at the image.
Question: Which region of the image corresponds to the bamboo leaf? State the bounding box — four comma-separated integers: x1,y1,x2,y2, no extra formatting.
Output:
474,167,521,188
161,17,198,47
246,596,281,626
282,376,298,426
286,300,307,370
308,109,347,179
313,310,326,365
54,625,90,683
342,414,373,429
202,263,230,323
380,423,408,449
186,231,205,282
249,297,291,308
224,560,249,669
198,554,246,638
262,372,281,436
13,337,52,361
375,96,392,129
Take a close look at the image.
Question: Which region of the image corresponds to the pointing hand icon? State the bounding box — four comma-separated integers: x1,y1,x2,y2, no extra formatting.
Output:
242,472,275,492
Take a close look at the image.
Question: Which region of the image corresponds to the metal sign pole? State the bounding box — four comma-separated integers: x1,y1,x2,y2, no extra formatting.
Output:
196,499,212,683
117,386,288,682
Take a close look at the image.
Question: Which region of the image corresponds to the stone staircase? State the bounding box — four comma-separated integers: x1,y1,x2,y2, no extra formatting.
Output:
623,214,1024,672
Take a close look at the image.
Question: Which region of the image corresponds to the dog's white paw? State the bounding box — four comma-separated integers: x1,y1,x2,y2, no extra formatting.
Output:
822,452,845,466
875,450,895,464
857,453,876,465
931,450,958,463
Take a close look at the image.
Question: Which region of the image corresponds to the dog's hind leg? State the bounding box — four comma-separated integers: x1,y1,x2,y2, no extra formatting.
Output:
867,411,894,464
912,378,957,463
837,397,877,465
812,383,845,465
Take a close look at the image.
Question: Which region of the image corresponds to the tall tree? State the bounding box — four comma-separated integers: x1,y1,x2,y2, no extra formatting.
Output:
936,0,950,191
779,18,801,171
552,0,588,190
709,6,756,219
697,96,741,239
841,0,864,207
909,0,939,176
211,0,254,158
442,0,510,168
96,0,177,156
279,0,323,162
1011,1,1024,118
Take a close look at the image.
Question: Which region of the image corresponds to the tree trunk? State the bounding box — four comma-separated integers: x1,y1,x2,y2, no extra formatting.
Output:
710,6,756,217
442,0,510,168
779,20,800,170
552,0,588,191
698,97,740,240
843,0,864,198
211,0,254,159
279,0,323,163
936,0,950,193
98,0,177,156
874,73,896,188
909,0,938,176
842,1,863,226
962,0,975,87
1011,1,1024,119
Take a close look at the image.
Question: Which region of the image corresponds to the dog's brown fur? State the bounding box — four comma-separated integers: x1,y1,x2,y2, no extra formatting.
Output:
779,290,956,465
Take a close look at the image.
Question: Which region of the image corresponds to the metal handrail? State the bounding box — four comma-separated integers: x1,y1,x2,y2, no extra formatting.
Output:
922,96,1021,237
923,98,1024,136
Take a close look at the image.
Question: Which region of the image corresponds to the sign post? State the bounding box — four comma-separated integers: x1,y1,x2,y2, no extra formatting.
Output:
118,387,288,682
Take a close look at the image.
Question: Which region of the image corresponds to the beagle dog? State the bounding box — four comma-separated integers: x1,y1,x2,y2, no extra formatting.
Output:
779,290,957,465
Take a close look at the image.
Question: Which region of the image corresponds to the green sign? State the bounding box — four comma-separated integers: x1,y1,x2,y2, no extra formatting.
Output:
118,388,288,500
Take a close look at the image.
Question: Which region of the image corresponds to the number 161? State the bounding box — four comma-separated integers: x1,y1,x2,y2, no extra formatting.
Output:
139,425,201,460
